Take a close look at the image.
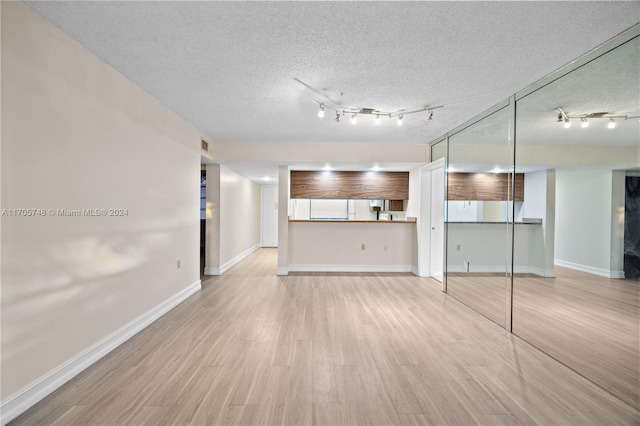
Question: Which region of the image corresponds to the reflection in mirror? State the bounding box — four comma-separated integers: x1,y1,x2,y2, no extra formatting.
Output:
512,34,640,409
431,139,446,162
446,106,512,327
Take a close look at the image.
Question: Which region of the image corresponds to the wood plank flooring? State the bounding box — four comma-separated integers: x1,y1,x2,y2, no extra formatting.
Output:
446,267,639,410
11,249,639,425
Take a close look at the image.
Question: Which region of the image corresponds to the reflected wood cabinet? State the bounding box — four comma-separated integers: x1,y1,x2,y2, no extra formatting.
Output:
290,171,409,200
448,172,524,201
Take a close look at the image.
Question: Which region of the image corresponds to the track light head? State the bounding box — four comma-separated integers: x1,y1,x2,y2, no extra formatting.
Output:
335,112,341,123
318,103,325,118
608,118,616,129
581,118,589,128
428,110,434,120
351,113,357,124
557,113,564,123
563,120,571,128
397,114,403,126
375,114,381,125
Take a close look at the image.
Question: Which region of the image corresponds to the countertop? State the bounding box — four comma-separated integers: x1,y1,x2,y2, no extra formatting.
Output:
447,220,542,225
289,219,417,224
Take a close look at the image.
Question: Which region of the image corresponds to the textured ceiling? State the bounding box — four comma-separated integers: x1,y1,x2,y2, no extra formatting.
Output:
29,1,640,143
26,1,640,149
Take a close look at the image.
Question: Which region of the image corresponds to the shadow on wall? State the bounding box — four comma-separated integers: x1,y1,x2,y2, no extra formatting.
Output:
0,228,185,396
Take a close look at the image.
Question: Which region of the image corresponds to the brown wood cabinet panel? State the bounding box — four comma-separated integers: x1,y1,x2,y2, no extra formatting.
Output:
389,200,404,211
290,171,409,200
448,173,524,201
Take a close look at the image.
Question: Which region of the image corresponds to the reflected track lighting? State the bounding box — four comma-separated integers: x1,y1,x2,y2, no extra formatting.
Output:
375,114,381,125
556,107,636,129
351,113,357,124
318,103,325,118
397,115,403,126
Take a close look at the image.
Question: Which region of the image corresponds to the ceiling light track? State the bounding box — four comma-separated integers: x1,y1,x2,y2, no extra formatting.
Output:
556,107,639,128
312,99,443,124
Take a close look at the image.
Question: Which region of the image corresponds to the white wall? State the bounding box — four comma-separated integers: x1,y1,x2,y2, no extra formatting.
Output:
523,169,556,276
1,1,202,417
406,167,421,219
205,164,221,271
447,224,545,274
555,169,623,278
211,140,430,164
447,201,480,222
219,165,261,268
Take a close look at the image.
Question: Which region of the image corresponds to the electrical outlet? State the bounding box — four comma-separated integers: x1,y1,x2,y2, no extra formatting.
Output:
177,260,181,269
361,243,365,250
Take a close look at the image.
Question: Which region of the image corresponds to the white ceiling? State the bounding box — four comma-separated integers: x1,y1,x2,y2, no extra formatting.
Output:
26,1,640,181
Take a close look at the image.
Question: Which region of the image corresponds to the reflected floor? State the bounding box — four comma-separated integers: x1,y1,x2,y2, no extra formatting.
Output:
513,267,639,410
446,267,639,409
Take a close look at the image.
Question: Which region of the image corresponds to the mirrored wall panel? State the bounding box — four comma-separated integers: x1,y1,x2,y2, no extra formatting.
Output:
431,139,446,162
512,34,640,409
445,106,513,327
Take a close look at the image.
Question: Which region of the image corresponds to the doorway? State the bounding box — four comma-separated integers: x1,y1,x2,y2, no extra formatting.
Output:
262,185,278,247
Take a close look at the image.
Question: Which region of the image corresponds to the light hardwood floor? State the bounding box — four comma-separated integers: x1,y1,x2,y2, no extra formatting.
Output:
446,267,639,410
11,249,639,425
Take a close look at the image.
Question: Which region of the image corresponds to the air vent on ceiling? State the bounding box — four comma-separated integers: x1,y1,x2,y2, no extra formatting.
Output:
201,139,209,152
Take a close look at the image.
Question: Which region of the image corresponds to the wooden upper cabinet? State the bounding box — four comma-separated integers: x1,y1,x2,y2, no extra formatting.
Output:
447,173,524,201
290,171,409,200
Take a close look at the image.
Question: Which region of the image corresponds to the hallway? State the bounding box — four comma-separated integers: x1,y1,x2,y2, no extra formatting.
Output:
11,249,638,425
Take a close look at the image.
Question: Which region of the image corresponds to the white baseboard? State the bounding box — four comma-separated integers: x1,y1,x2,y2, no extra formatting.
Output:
411,265,420,276
203,244,260,276
276,267,289,276
0,280,202,426
221,244,260,274
554,259,624,279
288,264,413,273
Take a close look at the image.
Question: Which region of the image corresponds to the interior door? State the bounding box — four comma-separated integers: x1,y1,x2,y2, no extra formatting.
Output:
261,185,278,247
430,163,445,281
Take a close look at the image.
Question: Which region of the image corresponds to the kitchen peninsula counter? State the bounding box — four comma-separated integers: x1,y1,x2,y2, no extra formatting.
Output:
289,219,416,223
287,219,416,273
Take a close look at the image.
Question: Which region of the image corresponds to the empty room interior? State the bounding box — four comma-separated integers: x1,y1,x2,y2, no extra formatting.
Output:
1,2,639,425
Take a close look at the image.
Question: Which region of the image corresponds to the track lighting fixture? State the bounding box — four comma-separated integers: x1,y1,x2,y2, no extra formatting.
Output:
299,78,443,127
556,108,639,129
309,100,440,126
